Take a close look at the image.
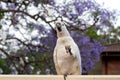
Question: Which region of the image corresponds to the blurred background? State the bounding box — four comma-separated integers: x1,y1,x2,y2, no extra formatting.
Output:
0,0,120,75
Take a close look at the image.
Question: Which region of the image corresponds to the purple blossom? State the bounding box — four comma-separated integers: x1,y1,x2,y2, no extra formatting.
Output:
7,3,16,9
48,0,55,5
40,30,57,51
32,37,39,42
21,48,29,55
69,14,78,20
70,32,104,73
73,0,98,16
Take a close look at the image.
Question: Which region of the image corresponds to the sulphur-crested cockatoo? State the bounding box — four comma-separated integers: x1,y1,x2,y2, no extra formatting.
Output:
53,18,82,78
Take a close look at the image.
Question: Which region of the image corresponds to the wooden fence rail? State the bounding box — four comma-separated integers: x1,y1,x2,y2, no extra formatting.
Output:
0,75,120,80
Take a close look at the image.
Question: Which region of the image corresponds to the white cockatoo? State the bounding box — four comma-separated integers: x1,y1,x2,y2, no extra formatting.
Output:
53,18,82,78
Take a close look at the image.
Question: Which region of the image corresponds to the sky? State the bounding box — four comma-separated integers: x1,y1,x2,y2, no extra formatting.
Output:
95,0,120,27
95,0,120,11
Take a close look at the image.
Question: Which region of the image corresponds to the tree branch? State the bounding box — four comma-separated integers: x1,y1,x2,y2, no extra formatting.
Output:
0,9,35,19
0,9,56,30
6,37,49,51
64,17,99,32
0,48,10,57
0,47,19,72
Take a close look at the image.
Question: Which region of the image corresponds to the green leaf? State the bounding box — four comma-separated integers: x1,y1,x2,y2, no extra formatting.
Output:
0,13,4,19
0,25,2,29
85,28,97,38
85,28,102,41
92,11,99,18
0,59,11,74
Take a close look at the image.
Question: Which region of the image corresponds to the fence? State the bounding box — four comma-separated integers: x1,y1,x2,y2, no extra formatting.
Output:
0,75,120,80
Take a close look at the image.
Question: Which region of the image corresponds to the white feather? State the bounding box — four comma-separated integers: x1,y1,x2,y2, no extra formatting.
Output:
53,20,82,75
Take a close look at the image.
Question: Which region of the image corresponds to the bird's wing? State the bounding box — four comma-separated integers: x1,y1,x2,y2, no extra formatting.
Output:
53,48,62,74
65,43,82,74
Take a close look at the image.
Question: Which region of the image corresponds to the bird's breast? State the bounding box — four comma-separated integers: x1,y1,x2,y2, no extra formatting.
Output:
55,45,75,62
57,37,73,46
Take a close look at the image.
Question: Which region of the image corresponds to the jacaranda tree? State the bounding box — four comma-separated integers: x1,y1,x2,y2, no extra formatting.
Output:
0,0,117,74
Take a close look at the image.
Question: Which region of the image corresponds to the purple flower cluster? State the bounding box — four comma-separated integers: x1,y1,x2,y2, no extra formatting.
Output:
98,9,116,28
48,0,55,5
6,3,16,9
58,0,116,32
70,31,104,73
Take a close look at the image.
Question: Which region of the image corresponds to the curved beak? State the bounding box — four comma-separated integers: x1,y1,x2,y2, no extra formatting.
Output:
56,23,62,32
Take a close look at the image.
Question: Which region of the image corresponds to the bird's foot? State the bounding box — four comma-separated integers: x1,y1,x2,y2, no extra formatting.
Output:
64,74,67,80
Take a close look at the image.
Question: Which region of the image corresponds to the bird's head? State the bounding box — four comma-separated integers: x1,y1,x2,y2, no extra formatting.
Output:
55,21,63,32
54,18,70,38
54,17,67,32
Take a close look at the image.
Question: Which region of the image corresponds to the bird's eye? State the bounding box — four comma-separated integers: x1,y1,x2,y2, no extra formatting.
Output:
56,23,62,32
56,23,61,27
